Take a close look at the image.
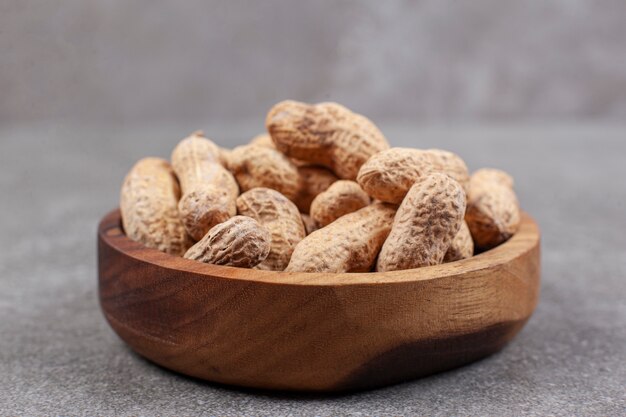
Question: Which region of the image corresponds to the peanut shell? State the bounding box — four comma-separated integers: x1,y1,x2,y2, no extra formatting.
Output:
120,157,192,256
286,202,396,273
184,216,270,267
266,100,389,180
236,188,306,271
357,147,469,204
309,180,370,227
227,144,301,202
443,220,474,262
465,168,520,250
377,173,466,271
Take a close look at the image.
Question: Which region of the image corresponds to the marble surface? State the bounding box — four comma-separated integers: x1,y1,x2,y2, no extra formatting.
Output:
1,124,625,416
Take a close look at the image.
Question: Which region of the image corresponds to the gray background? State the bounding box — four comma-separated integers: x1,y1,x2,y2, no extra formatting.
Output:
1,1,625,416
3,0,626,128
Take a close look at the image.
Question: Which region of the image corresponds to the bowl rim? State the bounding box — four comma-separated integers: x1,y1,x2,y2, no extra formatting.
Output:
99,209,540,287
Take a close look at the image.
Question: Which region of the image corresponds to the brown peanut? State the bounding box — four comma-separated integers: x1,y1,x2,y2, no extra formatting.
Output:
266,100,389,180
443,221,474,263
286,203,396,273
236,188,306,271
309,180,370,227
184,216,271,267
172,132,239,241
357,147,469,204
227,144,301,202
250,133,310,167
120,157,192,256
423,149,470,192
300,213,319,235
377,173,466,271
247,133,337,212
294,165,338,213
249,133,276,149
465,168,520,250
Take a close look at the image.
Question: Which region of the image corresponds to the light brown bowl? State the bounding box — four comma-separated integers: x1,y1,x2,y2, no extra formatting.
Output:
98,209,540,392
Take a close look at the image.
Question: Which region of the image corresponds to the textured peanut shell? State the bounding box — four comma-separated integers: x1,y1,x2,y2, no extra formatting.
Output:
293,165,338,213
217,147,232,169
171,132,239,197
443,220,474,263
250,133,309,167
181,130,231,168
309,180,371,227
250,133,276,149
266,100,389,180
300,213,319,235
171,132,239,240
286,202,396,273
236,188,306,271
183,216,270,268
465,168,520,250
471,168,515,188
178,185,236,241
424,149,470,193
357,148,469,204
120,157,191,256
377,173,466,272
227,144,301,201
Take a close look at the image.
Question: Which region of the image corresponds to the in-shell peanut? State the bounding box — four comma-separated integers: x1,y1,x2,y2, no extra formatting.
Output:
228,138,337,214
286,202,396,273
249,133,276,149
120,157,192,256
377,173,466,271
227,144,301,202
357,147,469,204
423,149,470,192
443,220,474,262
293,165,338,213
183,216,271,268
236,188,306,271
309,180,370,227
172,132,239,241
300,213,319,235
465,168,520,250
177,185,236,242
266,100,389,180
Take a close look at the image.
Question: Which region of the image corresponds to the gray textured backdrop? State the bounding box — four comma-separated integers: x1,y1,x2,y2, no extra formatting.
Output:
2,0,626,126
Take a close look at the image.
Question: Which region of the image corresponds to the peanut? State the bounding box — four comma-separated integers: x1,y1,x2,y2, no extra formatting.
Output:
357,147,469,204
217,147,233,168
294,165,338,213
465,168,520,250
236,188,306,271
377,173,466,271
266,100,389,179
423,149,470,192
286,203,396,273
300,213,319,235
443,220,474,262
249,133,276,149
184,216,271,267
309,180,370,227
172,132,239,241
250,133,309,167
120,157,192,256
227,144,301,202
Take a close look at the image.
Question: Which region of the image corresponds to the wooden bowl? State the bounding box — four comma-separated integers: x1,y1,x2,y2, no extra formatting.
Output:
98,209,540,392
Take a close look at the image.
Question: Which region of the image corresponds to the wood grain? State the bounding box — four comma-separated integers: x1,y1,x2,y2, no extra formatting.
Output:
98,209,540,392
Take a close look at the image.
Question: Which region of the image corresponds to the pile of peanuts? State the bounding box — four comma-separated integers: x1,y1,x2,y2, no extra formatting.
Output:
120,100,520,273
